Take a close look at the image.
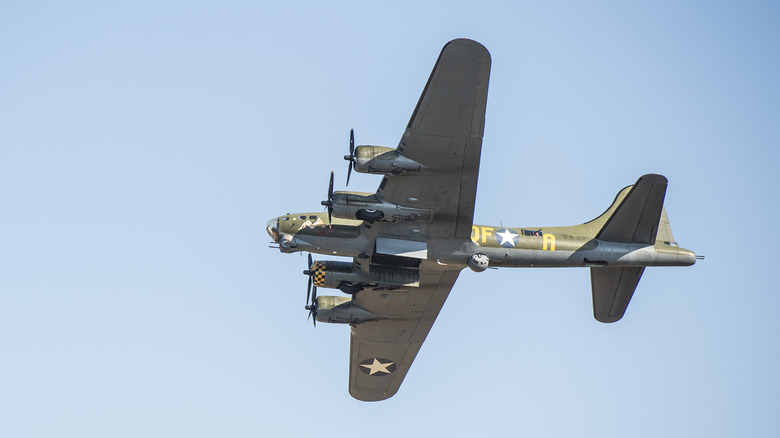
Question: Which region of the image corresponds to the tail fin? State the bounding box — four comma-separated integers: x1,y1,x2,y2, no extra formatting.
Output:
591,174,668,323
596,173,668,244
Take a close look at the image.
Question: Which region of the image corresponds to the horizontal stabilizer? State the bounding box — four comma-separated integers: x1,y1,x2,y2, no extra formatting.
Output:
591,267,645,323
596,174,667,244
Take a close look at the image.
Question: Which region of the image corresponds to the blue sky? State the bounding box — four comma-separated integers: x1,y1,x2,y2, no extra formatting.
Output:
2,1,779,437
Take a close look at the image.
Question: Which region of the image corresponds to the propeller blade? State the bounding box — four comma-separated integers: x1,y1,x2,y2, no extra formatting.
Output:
328,171,334,200
304,253,317,326
306,275,312,305
310,286,318,327
327,171,334,226
350,129,355,156
345,129,355,186
307,305,316,327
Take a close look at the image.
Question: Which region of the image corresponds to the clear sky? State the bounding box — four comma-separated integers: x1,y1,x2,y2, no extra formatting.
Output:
2,1,779,437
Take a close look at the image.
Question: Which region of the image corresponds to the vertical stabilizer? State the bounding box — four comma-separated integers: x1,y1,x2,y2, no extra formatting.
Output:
596,174,668,244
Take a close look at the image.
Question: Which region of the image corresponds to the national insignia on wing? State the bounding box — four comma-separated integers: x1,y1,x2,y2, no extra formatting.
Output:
359,358,397,376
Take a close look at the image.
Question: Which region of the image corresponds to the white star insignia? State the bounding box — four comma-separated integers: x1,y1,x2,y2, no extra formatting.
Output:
360,358,395,376
496,229,518,247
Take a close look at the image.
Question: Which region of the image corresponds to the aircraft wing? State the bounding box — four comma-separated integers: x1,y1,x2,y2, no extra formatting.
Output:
377,39,491,239
348,269,460,401
347,39,490,401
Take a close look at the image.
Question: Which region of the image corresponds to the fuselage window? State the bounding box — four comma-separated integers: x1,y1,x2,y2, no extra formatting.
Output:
521,229,543,237
309,215,318,220
299,215,306,220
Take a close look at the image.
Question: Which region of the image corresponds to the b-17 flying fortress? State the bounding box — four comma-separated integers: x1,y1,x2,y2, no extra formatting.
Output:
267,39,699,401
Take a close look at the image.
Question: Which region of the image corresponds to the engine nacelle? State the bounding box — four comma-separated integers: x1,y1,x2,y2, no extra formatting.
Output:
353,146,426,175
468,253,490,272
313,296,380,324
310,261,368,291
310,260,421,293
331,192,431,223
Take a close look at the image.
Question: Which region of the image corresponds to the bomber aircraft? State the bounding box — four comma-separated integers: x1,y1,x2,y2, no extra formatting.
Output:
266,39,699,401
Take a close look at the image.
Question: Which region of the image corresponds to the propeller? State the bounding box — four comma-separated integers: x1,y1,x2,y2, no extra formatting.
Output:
343,129,356,186
303,253,317,327
320,171,335,226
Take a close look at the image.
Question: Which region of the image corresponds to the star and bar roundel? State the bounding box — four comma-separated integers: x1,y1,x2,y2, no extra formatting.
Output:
496,228,519,248
359,358,397,376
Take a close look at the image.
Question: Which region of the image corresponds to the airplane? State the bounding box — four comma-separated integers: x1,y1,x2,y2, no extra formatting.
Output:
266,39,700,402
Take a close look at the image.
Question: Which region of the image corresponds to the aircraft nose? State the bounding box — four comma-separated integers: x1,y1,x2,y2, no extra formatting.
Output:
266,218,280,243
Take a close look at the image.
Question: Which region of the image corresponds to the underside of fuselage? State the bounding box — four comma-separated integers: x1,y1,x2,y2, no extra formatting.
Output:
266,213,697,269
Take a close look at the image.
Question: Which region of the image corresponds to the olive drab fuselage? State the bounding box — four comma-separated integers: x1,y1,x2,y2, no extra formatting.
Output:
266,213,696,269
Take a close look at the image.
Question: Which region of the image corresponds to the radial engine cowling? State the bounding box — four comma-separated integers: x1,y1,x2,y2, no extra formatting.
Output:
314,296,380,324
468,253,490,272
309,261,368,290
353,146,426,175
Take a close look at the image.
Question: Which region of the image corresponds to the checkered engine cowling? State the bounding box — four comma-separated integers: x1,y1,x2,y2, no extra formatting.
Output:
309,260,367,289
